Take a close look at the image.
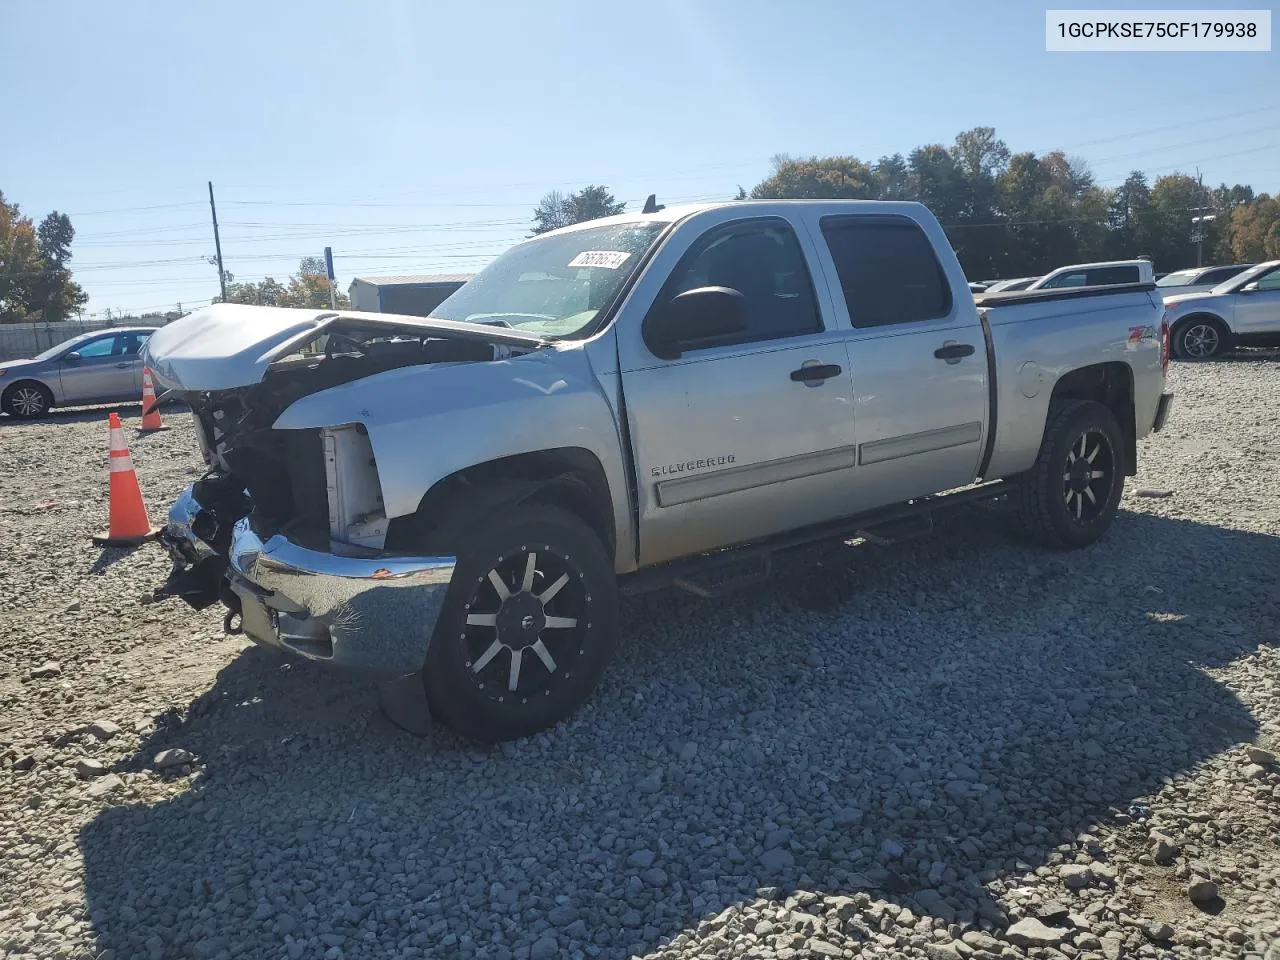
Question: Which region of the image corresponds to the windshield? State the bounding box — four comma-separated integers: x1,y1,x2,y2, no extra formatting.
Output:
428,221,667,339
1214,260,1280,295
32,331,95,361
1157,269,1200,288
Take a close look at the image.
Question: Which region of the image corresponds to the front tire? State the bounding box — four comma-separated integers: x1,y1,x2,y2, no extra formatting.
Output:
421,503,618,742
2,381,54,419
1015,399,1126,549
1173,317,1229,360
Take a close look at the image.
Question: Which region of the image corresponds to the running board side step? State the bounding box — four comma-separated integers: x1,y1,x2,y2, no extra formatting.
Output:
620,479,1011,598
671,553,771,599
855,512,935,545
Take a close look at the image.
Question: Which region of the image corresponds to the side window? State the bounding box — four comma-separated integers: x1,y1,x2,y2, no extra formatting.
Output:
820,216,952,327
1042,272,1088,289
1202,268,1236,285
74,336,119,359
1088,266,1139,286
662,219,821,348
1254,268,1280,291
116,333,147,356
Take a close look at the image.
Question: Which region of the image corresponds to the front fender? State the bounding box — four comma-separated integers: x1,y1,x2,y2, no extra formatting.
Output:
1,371,59,405
271,347,629,538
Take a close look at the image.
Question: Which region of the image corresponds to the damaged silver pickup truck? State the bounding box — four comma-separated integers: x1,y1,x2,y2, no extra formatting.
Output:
146,199,1173,742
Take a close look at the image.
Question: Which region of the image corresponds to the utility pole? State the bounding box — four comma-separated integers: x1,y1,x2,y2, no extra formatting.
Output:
208,181,227,301
1189,170,1214,268
324,246,337,309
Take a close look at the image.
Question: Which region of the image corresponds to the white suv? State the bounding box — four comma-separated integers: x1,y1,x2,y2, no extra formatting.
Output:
1163,260,1280,359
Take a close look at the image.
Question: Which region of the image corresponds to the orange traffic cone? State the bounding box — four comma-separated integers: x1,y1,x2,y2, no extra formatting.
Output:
92,412,158,546
137,367,166,433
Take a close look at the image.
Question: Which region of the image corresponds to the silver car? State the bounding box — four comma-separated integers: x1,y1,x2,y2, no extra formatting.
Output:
0,327,157,419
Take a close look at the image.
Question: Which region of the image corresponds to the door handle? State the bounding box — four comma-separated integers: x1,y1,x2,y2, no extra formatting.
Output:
790,363,843,382
934,343,975,362
115,362,130,368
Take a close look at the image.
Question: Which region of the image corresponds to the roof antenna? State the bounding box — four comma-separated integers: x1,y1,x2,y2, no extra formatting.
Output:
641,193,664,214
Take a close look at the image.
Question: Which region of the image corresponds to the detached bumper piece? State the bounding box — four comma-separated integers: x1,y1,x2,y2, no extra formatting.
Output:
159,484,456,679
1153,392,1174,433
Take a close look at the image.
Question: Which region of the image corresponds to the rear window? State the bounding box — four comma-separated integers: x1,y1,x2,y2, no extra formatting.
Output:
820,216,952,327
1042,272,1088,289
1087,266,1139,286
1156,269,1200,287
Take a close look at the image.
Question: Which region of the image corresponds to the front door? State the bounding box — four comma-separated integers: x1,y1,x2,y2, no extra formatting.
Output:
57,333,138,404
620,216,857,566
805,212,989,509
1233,265,1280,336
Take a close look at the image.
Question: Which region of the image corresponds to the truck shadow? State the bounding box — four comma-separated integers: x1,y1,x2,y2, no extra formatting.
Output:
77,509,1277,958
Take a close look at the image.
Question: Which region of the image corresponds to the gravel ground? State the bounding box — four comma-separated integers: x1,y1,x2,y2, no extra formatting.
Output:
1,361,1279,960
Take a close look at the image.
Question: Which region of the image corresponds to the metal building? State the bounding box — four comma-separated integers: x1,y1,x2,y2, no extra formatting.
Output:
347,274,474,317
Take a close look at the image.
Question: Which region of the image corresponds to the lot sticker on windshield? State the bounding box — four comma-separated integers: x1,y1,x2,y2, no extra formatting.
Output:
569,250,631,269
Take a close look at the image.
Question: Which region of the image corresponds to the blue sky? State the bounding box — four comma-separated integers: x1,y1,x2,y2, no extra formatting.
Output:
1,0,1276,316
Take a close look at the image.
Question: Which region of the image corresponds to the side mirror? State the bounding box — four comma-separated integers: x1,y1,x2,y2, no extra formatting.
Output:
62,351,82,365
1241,281,1259,293
643,286,749,360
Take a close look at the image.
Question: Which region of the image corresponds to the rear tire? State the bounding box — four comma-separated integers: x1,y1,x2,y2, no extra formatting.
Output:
2,381,54,419
421,503,618,742
1172,317,1229,360
1015,399,1126,549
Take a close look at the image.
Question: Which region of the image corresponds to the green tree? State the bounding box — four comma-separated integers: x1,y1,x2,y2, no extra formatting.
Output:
1148,174,1208,270
0,192,40,322
37,212,75,266
531,185,625,235
950,126,1010,181
33,211,86,321
872,154,911,200
1106,171,1154,259
0,192,86,323
219,258,347,309
286,256,347,309
1230,195,1280,261
744,128,1269,278
1208,183,1255,263
750,155,876,200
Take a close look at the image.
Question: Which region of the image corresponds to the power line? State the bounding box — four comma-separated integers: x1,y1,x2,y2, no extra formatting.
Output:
1094,141,1280,184
1054,102,1280,152
1087,124,1280,168
66,201,208,216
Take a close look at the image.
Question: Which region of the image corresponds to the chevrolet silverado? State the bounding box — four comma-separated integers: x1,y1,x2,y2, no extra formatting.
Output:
144,200,1173,741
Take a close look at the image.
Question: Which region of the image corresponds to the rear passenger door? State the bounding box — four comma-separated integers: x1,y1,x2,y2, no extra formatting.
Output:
115,332,149,398
808,214,989,509
619,215,858,566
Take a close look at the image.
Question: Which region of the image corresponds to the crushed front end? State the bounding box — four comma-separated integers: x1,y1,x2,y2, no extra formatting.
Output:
146,305,545,678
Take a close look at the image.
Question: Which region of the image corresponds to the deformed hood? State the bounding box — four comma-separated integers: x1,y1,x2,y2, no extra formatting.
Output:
142,303,548,391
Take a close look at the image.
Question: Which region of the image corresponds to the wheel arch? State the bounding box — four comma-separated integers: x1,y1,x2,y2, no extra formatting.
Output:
1170,311,1230,356
1,377,55,412
386,447,617,559
1048,362,1136,476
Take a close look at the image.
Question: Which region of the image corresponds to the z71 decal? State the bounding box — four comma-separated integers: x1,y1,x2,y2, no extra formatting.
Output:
1127,325,1155,348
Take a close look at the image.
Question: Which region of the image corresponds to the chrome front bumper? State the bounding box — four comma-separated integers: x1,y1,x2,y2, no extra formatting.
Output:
163,485,456,678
